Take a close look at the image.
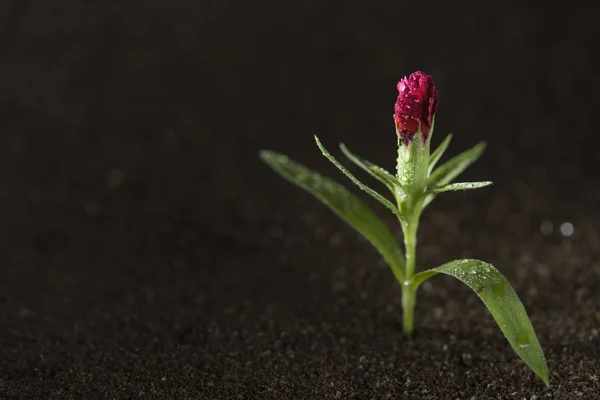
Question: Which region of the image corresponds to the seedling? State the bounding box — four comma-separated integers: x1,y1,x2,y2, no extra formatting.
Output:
259,71,548,386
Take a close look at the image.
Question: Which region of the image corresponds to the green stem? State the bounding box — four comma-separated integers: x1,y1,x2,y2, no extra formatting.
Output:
401,210,419,335
402,286,415,334
404,215,418,278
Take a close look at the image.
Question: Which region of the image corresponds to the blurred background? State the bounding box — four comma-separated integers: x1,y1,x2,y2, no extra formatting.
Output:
0,1,598,398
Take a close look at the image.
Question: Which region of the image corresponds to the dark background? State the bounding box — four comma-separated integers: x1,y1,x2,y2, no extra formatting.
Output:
1,1,599,398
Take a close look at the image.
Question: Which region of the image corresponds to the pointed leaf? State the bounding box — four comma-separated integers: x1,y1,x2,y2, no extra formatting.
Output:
428,142,486,187
427,181,492,193
339,143,405,194
428,133,453,175
412,259,549,386
260,150,405,281
315,136,399,215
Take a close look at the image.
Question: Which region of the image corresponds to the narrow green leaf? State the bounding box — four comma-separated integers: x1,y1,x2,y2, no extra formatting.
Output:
368,166,404,191
339,143,405,194
259,150,405,281
428,133,453,175
315,136,399,215
428,142,486,187
412,259,549,386
427,181,492,194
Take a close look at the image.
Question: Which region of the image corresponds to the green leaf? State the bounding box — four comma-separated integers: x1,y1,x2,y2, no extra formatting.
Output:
412,259,549,387
428,142,486,187
339,143,405,194
315,136,399,215
259,150,405,281
428,133,453,175
427,181,492,193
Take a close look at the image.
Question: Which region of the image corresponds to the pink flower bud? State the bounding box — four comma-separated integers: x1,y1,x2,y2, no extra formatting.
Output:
393,71,439,145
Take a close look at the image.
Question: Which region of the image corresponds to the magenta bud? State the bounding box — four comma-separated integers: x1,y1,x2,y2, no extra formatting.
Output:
393,71,439,145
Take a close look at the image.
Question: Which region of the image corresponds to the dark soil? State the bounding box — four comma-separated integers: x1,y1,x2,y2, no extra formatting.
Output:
1,1,599,399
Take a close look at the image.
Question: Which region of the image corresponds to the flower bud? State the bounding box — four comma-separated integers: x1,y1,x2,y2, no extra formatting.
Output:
393,71,439,145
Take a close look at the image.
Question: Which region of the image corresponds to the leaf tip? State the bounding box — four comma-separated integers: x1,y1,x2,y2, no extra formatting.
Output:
542,375,550,388
441,133,453,144
259,150,274,161
535,363,550,387
314,135,328,154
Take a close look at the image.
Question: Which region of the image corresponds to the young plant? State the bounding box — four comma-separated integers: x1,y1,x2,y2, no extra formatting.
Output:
259,71,549,386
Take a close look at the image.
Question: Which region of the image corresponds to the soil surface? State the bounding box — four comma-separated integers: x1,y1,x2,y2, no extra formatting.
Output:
1,1,599,399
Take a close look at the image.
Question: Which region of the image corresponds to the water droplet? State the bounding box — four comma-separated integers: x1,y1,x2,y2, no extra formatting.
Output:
560,222,574,236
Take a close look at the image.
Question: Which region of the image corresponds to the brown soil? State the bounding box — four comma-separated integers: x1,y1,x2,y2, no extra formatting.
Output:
0,1,598,399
